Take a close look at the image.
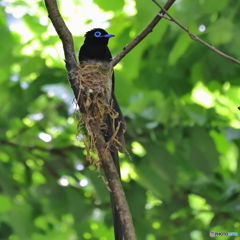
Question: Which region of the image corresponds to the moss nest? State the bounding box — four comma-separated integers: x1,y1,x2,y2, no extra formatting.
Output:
72,62,121,162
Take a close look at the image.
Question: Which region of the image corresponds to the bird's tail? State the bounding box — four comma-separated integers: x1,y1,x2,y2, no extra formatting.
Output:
103,94,125,240
110,148,123,240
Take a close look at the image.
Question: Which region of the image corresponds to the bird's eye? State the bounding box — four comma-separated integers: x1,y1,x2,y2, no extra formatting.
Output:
94,31,102,37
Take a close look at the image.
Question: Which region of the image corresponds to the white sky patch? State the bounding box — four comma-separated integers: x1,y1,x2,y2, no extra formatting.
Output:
74,104,79,111
38,132,52,142
20,81,29,89
8,5,28,18
21,45,34,55
42,46,59,59
40,42,66,65
29,113,44,121
47,90,55,97
0,1,8,7
6,4,34,42
58,176,69,186
124,0,137,16
9,22,34,42
79,179,89,187
191,82,214,108
76,163,84,171
198,24,206,32
10,75,19,82
39,15,48,26
48,0,114,37
61,93,68,99
22,40,42,55
76,134,85,140
92,208,103,221
6,0,124,65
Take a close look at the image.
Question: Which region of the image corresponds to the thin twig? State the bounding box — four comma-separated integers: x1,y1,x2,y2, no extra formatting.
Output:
152,0,240,66
110,0,176,67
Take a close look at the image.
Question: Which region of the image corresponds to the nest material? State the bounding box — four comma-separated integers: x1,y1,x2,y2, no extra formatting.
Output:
71,62,120,163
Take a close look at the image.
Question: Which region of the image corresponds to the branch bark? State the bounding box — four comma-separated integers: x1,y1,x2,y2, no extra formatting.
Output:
44,0,136,239
152,0,240,66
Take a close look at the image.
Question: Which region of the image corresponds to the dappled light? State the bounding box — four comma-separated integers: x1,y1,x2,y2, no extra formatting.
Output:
191,82,214,108
58,176,70,186
38,132,52,142
1,0,240,239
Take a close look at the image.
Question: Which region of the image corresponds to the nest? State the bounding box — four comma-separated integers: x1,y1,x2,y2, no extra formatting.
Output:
71,62,120,163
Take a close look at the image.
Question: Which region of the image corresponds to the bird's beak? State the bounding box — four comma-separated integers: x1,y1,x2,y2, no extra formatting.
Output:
102,34,115,38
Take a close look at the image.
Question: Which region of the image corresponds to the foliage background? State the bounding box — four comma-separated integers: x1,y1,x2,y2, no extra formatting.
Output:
0,0,240,239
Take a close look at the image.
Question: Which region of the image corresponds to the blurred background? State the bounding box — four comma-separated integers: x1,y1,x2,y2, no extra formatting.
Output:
0,0,240,239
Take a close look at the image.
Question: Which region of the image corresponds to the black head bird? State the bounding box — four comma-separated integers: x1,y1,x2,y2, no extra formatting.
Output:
79,28,125,240
79,28,114,63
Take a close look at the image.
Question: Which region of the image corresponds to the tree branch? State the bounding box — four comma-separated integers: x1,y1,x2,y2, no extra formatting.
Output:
152,0,240,66
88,120,136,239
44,0,137,239
110,0,176,67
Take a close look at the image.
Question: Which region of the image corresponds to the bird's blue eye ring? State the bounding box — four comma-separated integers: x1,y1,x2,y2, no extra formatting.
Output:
94,31,101,37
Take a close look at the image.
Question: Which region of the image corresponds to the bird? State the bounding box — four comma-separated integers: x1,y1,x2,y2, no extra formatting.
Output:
79,28,125,240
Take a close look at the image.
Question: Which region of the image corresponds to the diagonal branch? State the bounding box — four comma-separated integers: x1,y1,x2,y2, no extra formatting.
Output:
110,0,176,67
152,0,240,66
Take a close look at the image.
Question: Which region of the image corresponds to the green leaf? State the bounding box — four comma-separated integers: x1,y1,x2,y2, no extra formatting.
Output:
9,202,34,239
0,195,12,212
125,181,146,218
207,18,233,44
136,160,170,201
201,0,229,13
168,32,192,65
94,0,124,11
189,126,219,174
147,145,178,184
